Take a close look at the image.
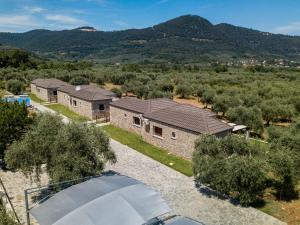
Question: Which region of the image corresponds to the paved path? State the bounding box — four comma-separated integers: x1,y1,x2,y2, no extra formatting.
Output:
106,139,286,225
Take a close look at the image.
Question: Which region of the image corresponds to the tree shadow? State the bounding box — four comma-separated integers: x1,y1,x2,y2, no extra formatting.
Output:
195,183,240,206
250,198,266,209
274,189,299,202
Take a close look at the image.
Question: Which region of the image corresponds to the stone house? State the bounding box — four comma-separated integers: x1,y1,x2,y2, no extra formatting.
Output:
31,79,71,102
57,85,116,120
110,97,232,158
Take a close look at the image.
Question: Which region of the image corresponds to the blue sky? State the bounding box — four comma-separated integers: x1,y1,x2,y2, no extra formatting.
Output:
0,0,300,35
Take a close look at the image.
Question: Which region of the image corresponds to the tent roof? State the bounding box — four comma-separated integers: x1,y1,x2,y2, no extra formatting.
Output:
30,174,171,225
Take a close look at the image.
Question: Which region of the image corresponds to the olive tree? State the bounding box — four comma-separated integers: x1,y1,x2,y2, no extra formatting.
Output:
5,113,116,183
261,100,294,125
193,135,267,206
212,95,240,116
5,79,24,95
111,87,122,98
175,84,191,98
268,149,297,199
70,76,89,85
201,89,216,108
0,101,31,162
227,106,264,134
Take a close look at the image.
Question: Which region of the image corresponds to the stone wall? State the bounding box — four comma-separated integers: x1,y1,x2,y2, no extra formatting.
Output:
110,106,144,135
142,120,199,159
30,84,49,102
58,90,112,120
57,91,70,107
110,106,199,158
69,96,93,119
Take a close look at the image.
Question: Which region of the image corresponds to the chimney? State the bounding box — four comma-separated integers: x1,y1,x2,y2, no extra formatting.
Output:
75,85,81,91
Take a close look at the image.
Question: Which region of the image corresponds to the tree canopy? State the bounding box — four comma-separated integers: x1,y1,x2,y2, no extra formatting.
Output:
5,113,116,183
193,135,266,205
227,106,264,134
0,101,32,162
5,79,24,95
192,134,298,205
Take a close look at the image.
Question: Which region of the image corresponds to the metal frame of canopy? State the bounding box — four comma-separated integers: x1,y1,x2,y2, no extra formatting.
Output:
25,171,206,225
25,172,171,225
24,174,102,225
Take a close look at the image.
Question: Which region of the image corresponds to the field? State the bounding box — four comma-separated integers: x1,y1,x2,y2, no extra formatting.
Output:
258,185,300,225
173,96,205,108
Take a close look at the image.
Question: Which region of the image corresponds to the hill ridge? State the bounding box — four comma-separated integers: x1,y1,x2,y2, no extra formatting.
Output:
0,15,299,62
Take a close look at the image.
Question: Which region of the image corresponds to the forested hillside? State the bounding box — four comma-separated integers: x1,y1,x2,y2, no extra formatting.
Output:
0,15,300,62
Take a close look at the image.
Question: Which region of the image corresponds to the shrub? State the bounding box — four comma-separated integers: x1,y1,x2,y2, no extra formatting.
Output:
193,135,267,206
70,76,89,85
175,84,191,98
111,87,122,98
5,79,24,95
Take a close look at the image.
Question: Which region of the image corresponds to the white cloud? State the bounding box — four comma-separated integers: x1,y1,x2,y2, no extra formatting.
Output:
24,6,45,13
274,22,300,35
45,14,85,25
0,15,36,27
0,14,38,32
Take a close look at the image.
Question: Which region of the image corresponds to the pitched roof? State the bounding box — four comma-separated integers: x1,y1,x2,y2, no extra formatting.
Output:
111,97,232,135
144,104,232,134
110,97,178,114
59,85,116,101
31,79,71,89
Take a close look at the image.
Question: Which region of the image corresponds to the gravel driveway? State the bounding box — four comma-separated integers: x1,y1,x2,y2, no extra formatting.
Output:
106,139,285,225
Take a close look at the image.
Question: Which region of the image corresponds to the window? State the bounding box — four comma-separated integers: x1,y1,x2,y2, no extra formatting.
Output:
153,126,163,138
171,131,176,139
37,88,40,93
53,90,57,96
133,116,141,127
99,104,105,111
124,113,127,117
73,100,77,106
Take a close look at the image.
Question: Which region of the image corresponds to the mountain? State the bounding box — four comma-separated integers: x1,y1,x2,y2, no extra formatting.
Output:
0,15,300,63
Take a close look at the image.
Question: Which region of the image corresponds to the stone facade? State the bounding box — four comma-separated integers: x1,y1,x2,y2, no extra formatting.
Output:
30,84,51,102
57,90,111,120
110,106,200,158
57,91,70,107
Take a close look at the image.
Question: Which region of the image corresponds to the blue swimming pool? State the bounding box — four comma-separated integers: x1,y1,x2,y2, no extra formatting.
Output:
3,95,31,107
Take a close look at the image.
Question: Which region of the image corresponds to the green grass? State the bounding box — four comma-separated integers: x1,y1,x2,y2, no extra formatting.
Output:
103,125,193,176
256,200,280,216
46,104,89,122
28,92,46,103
